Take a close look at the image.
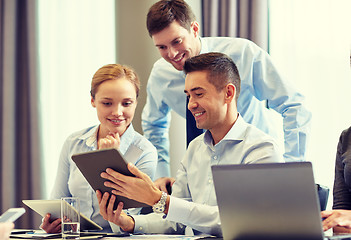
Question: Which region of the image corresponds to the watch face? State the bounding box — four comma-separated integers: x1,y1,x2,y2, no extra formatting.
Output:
152,200,166,213
153,204,165,213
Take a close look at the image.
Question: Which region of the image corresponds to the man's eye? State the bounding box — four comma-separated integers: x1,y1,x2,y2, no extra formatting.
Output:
158,46,166,50
196,93,203,97
174,39,182,45
103,102,112,106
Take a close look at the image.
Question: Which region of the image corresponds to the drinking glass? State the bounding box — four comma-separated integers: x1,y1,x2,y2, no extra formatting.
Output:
61,197,80,239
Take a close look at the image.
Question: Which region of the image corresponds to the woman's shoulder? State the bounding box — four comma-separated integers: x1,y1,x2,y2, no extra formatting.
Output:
63,125,98,146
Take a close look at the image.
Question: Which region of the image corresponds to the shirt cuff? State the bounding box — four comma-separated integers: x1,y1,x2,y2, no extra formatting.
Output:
109,222,123,233
165,195,191,223
132,214,149,234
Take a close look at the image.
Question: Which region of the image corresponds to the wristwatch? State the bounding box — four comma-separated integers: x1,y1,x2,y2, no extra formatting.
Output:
152,191,168,213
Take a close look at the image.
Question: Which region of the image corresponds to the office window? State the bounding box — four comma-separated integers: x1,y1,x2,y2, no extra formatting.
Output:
38,0,116,197
269,0,351,207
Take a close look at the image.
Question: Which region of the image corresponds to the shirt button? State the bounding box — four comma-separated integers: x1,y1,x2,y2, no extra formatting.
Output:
213,156,217,160
208,179,212,184
139,227,143,231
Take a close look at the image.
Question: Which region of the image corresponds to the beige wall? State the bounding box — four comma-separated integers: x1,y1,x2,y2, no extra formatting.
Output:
115,0,159,134
115,0,200,177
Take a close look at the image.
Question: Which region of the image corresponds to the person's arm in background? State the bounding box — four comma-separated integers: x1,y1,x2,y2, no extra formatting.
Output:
322,127,351,232
249,44,311,162
0,222,14,240
141,72,172,179
332,127,351,210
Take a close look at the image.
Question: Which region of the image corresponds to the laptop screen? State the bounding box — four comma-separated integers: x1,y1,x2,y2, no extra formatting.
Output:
211,162,324,240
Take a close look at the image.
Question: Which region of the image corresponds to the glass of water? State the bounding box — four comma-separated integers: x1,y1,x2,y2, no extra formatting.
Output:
61,197,80,239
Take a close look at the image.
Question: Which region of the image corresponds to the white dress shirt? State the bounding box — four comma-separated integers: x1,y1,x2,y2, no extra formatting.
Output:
133,115,284,236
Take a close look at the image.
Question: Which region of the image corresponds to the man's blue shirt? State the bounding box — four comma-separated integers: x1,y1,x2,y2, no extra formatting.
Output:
142,37,311,178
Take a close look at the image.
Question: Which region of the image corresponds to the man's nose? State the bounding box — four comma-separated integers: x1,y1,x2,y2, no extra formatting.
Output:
168,47,178,59
187,98,198,111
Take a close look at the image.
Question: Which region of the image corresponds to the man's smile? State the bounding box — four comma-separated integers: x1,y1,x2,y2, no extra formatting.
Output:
172,53,185,63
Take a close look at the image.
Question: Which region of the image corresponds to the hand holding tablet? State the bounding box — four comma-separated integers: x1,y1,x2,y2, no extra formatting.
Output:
71,148,149,209
22,199,102,231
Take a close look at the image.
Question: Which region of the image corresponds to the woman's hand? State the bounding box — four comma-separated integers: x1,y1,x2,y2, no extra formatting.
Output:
39,213,62,233
98,132,120,150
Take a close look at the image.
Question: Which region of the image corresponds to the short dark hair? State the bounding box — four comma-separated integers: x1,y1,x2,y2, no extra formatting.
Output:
183,52,241,101
146,0,196,37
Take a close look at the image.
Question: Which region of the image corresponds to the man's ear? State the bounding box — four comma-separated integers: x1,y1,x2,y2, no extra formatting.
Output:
191,21,200,38
91,96,96,108
225,84,236,103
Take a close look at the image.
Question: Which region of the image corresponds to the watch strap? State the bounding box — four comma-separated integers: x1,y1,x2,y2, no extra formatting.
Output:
152,191,168,213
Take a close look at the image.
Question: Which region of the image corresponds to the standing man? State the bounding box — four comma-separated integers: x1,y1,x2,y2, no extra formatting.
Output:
97,53,283,236
141,0,311,178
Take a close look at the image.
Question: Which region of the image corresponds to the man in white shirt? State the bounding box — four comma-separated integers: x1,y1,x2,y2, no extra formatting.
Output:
96,52,283,237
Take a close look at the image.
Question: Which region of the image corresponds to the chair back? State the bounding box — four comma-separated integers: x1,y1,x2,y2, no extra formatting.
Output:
316,184,329,211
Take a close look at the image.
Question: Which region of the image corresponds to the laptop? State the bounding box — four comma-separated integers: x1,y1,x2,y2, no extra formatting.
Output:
211,162,351,240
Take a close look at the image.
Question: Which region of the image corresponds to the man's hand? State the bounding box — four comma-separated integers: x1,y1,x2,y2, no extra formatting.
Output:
101,163,162,206
40,213,61,233
322,210,351,232
96,190,135,232
0,222,14,240
98,132,120,150
154,177,175,194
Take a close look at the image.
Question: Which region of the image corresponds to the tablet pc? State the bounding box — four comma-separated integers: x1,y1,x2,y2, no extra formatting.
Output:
71,148,149,209
22,199,102,231
0,208,25,223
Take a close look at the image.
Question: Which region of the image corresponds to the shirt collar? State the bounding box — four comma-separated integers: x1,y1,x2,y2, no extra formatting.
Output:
199,37,208,55
78,124,135,154
79,125,99,148
119,124,135,154
203,114,246,147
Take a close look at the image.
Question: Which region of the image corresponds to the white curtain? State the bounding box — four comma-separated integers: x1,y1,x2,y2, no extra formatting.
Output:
37,0,116,197
269,0,351,209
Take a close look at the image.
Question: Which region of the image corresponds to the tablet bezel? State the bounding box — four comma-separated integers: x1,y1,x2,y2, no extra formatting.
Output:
71,148,149,209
